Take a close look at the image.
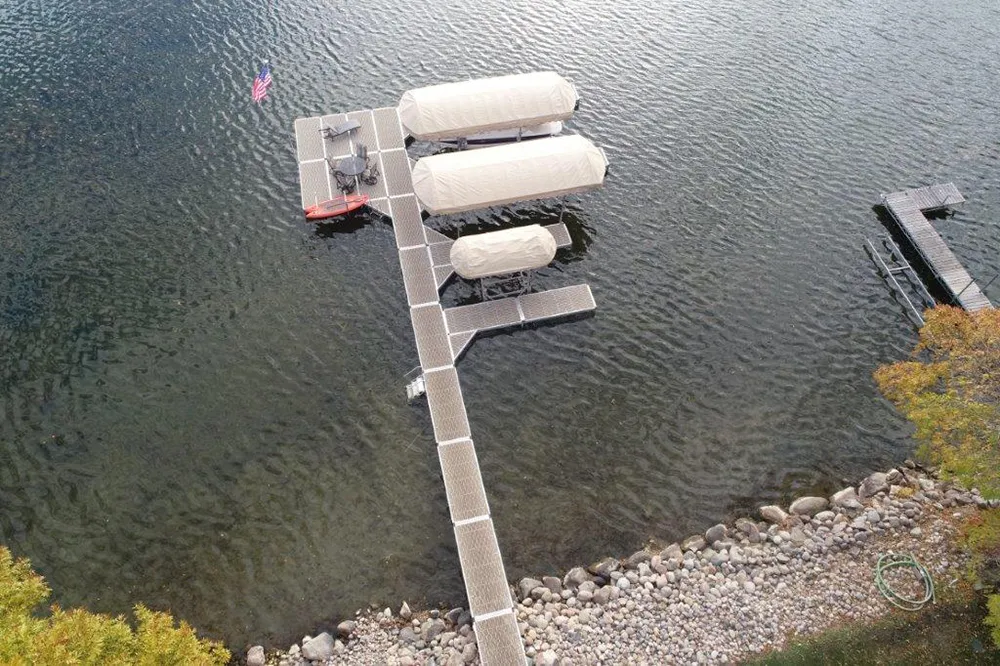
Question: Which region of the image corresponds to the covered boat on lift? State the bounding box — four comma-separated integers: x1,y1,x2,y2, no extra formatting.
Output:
411,134,608,216
398,71,578,143
450,225,558,279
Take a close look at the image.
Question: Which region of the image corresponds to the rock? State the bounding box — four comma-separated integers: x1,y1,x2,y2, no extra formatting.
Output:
886,468,903,485
865,509,881,524
400,601,412,620
563,566,595,589
705,524,728,545
437,631,457,647
542,576,562,594
336,620,356,639
859,472,889,499
814,510,836,522
789,496,828,517
423,619,446,643
577,588,594,603
840,498,864,512
681,535,707,552
462,643,478,663
760,505,788,524
659,543,683,561
518,577,544,601
587,557,620,578
910,527,923,537
399,627,418,644
446,607,464,625
247,646,265,666
626,549,651,568
593,586,613,605
538,649,558,666
616,577,631,590
301,632,335,661
456,610,473,628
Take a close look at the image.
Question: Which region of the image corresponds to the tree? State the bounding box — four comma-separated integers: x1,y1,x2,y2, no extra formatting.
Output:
874,306,1000,497
875,305,1000,647
0,547,230,665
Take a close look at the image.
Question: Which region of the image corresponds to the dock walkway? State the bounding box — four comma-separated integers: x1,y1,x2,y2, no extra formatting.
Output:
294,107,596,666
881,183,992,312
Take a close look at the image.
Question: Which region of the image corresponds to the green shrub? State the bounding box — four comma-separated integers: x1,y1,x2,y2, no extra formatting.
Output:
0,547,230,666
988,594,1000,647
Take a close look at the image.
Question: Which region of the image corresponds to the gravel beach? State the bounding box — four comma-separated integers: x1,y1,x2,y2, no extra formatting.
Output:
250,462,996,666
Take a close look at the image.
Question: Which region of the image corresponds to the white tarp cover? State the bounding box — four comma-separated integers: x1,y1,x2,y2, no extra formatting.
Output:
412,135,607,215
399,72,578,141
450,225,557,279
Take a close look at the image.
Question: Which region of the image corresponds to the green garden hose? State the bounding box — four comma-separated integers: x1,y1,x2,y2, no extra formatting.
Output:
874,552,935,611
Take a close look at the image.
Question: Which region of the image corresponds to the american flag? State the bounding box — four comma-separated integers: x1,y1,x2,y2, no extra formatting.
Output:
251,62,272,103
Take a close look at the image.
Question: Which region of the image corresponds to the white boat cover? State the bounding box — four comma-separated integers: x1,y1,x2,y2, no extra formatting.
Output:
412,135,607,215
450,225,557,279
398,72,578,141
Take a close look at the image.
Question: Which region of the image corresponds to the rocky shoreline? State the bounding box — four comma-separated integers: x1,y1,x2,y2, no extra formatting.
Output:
247,462,998,666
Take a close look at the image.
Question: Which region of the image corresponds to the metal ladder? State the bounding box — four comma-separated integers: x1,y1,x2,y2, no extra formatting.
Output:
864,234,936,326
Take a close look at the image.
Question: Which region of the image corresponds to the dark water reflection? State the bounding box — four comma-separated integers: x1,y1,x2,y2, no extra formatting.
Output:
1,0,999,648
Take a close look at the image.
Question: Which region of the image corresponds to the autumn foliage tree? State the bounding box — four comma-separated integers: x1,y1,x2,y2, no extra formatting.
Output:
875,305,1000,646
0,547,230,665
874,306,1000,497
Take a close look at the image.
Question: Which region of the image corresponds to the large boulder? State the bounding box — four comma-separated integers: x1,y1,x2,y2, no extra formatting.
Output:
302,633,335,661
587,557,620,578
830,487,857,507
859,472,889,499
625,549,651,569
336,620,356,639
705,524,728,545
563,566,595,589
247,646,265,666
517,577,543,601
789,496,828,517
658,543,682,561
760,505,788,524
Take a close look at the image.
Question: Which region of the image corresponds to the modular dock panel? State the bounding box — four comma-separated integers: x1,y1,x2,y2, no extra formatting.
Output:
294,104,600,665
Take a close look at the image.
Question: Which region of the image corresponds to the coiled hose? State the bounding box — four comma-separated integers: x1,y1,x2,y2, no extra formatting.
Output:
874,552,935,611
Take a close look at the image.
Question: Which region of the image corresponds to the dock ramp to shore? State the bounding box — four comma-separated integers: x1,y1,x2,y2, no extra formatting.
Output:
294,94,604,665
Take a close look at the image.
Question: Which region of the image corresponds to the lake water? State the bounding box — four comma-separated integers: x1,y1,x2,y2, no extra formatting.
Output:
1,0,998,649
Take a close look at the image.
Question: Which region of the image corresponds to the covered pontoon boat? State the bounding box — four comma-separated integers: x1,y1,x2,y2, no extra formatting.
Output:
450,225,558,279
411,134,607,216
398,71,579,142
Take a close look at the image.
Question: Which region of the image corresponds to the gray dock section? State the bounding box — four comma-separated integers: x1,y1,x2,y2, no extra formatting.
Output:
295,107,528,665
294,107,598,665
882,184,992,312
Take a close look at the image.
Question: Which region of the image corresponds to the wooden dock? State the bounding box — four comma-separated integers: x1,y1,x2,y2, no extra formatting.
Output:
881,183,992,312
294,107,599,666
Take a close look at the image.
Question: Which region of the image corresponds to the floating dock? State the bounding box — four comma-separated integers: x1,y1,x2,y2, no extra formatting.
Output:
881,183,992,312
294,106,597,666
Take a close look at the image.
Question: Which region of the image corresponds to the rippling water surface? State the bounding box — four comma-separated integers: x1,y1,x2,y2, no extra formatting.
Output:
2,0,999,648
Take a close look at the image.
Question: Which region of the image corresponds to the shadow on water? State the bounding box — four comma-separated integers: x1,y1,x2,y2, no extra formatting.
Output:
871,204,955,307
311,209,391,238
424,202,596,258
